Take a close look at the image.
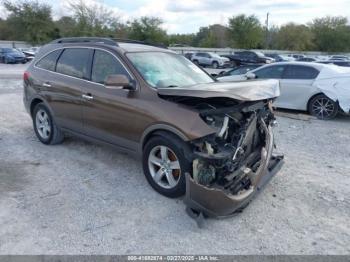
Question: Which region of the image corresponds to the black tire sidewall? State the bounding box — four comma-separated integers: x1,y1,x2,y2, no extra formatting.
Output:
142,136,191,198
308,94,339,120
33,103,54,144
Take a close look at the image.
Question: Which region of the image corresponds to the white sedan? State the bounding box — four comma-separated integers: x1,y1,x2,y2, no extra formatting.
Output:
217,62,350,119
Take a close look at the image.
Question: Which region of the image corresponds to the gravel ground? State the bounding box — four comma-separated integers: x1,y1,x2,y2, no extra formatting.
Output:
0,64,349,255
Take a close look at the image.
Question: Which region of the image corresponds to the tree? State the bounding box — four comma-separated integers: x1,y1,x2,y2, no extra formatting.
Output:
127,17,167,44
2,0,56,44
275,23,314,51
310,16,350,52
228,14,264,49
68,0,121,37
192,24,229,48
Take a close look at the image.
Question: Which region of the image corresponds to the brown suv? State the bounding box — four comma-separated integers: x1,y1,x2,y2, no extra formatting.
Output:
23,37,283,218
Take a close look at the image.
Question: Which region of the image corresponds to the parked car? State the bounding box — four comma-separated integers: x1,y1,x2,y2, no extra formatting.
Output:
23,37,284,218
217,64,263,78
183,52,194,60
217,62,350,119
318,60,350,67
222,51,274,66
330,55,349,61
265,53,288,62
287,54,305,60
191,52,230,68
296,57,317,62
0,48,27,64
17,48,36,62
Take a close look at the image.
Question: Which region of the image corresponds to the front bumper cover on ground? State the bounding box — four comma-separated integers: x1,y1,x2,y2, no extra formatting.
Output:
184,122,284,220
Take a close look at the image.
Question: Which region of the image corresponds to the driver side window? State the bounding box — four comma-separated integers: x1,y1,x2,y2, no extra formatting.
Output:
254,65,286,79
91,50,130,84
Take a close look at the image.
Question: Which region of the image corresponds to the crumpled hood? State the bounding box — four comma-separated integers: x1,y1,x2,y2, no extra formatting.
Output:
157,79,280,101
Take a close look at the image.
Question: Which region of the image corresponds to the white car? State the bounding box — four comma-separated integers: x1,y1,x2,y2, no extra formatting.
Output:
217,62,350,119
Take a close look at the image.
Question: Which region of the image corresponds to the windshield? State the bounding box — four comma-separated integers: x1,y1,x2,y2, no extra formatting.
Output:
127,52,214,88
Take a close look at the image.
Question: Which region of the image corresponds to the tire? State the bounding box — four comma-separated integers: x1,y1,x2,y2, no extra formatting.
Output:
4,57,8,64
193,60,199,65
308,94,339,120
212,61,219,69
143,134,192,198
32,103,64,145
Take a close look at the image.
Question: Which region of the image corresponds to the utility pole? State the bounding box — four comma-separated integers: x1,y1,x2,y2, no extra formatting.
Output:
265,12,269,49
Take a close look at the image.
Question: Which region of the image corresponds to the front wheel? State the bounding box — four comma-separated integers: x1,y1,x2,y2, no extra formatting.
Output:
308,94,339,120
143,135,191,198
212,61,219,68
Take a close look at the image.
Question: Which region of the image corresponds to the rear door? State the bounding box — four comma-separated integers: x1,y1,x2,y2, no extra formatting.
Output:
81,49,139,151
279,65,319,110
42,48,93,132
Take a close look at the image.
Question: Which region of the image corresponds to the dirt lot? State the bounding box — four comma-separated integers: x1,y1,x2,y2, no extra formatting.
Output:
0,64,349,254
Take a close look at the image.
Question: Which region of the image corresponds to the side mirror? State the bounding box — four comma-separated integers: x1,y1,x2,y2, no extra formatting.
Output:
105,74,135,90
246,72,256,80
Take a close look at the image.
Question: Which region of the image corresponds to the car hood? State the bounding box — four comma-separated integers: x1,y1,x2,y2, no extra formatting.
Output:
157,79,280,101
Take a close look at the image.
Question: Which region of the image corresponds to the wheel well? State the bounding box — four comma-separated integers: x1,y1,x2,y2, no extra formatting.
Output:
142,129,193,160
30,98,43,117
306,93,324,111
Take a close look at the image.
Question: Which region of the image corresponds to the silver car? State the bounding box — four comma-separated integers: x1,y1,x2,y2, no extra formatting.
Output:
191,52,230,68
217,62,350,119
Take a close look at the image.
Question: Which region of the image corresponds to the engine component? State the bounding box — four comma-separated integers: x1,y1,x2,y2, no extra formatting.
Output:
193,159,216,186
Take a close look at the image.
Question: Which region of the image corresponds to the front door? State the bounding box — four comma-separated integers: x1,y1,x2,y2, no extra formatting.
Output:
81,49,140,151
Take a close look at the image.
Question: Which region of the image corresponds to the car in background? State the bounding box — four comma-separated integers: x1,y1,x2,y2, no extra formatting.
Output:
191,52,230,68
217,62,350,119
0,48,27,64
265,53,295,62
330,55,349,61
222,50,274,66
296,57,317,62
287,54,305,60
318,60,350,67
17,48,36,62
183,52,194,60
216,64,263,78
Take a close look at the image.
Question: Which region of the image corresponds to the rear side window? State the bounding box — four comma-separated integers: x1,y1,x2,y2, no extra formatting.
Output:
36,50,62,71
56,48,93,79
91,50,130,84
283,65,319,79
255,65,286,79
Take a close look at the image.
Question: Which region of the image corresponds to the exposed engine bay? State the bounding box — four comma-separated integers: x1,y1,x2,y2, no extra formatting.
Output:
191,98,275,192
162,95,284,221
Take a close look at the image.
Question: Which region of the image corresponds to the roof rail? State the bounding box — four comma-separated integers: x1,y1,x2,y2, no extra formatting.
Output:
112,38,168,49
50,37,118,46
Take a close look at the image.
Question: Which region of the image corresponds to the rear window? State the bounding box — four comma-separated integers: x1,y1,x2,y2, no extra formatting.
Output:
283,65,319,79
36,50,62,71
56,48,93,79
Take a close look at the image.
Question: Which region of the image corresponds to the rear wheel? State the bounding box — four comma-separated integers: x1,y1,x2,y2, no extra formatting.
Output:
143,135,191,198
33,103,64,145
193,60,199,65
308,94,339,120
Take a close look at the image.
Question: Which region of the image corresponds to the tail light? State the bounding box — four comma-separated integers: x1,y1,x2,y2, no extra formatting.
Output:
23,71,30,81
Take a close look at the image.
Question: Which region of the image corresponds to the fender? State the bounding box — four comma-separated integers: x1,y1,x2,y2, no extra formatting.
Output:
139,123,190,153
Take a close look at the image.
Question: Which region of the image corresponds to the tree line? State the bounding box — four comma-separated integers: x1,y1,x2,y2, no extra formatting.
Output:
1,0,350,52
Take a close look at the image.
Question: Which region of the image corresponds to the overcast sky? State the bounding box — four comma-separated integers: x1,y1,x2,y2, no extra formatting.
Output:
2,0,350,33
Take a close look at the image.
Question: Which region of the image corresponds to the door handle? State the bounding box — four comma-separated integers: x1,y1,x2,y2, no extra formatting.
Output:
82,94,94,100
42,82,51,87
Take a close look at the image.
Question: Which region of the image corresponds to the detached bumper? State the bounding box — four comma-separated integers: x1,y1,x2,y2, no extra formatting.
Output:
184,122,284,218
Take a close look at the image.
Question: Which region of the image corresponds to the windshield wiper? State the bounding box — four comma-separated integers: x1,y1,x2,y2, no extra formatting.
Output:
167,85,178,88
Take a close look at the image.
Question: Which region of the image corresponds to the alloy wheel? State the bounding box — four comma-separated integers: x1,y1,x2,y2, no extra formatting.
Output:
311,97,335,119
148,145,181,189
35,109,51,139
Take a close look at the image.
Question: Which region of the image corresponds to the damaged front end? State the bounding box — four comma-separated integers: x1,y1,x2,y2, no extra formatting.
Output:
184,99,284,218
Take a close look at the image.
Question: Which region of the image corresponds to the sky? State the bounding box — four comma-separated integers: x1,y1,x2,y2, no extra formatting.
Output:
1,0,350,34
